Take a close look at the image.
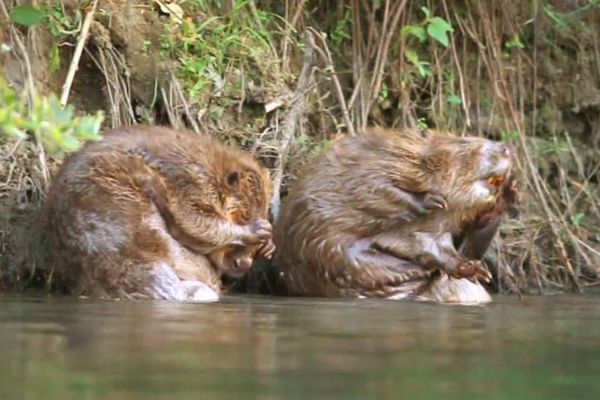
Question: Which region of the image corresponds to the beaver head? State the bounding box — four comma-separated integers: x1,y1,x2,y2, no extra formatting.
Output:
143,134,272,225
219,158,273,225
209,244,260,279
357,127,513,214
166,138,272,277
419,130,513,213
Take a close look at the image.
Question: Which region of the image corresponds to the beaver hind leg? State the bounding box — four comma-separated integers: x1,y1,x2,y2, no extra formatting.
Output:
412,273,492,305
344,238,434,298
144,263,219,302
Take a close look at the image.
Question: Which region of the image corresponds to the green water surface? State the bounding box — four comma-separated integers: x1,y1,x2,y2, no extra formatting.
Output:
1,293,599,400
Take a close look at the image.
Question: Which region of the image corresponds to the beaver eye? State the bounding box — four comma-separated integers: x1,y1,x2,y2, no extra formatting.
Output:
226,171,240,188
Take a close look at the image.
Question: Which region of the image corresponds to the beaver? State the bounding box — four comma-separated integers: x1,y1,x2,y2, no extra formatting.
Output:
273,127,516,303
37,125,273,302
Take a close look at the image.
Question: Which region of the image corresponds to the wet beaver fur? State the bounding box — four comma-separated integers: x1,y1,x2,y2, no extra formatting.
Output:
37,125,274,301
271,127,516,303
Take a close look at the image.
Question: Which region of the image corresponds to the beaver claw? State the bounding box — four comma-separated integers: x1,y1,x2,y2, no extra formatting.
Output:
240,219,273,246
257,239,276,259
450,260,492,283
395,191,448,222
422,191,448,211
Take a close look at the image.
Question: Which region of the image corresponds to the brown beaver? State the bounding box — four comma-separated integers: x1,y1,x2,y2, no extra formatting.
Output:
273,127,516,303
37,125,274,301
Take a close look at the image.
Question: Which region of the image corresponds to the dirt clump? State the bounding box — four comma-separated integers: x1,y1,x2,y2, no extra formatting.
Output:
33,125,273,301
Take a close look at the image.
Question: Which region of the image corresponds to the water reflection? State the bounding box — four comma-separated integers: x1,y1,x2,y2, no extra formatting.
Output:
1,293,600,399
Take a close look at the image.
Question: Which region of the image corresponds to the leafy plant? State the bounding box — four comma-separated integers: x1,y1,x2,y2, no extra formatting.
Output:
417,117,428,129
0,78,104,154
377,82,389,104
571,212,585,226
446,94,462,105
501,130,520,141
8,4,48,26
400,7,453,78
401,7,454,48
404,49,431,78
159,1,281,100
330,7,352,49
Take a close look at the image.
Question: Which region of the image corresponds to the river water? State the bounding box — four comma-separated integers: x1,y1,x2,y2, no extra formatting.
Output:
1,293,599,400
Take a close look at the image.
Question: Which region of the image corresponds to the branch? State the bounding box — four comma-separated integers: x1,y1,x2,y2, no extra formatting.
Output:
60,0,99,107
270,29,316,221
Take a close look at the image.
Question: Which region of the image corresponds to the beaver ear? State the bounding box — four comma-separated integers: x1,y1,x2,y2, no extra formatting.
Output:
226,171,240,188
420,152,449,172
420,154,434,172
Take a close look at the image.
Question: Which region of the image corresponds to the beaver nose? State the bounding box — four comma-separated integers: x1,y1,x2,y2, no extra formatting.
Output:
234,257,253,271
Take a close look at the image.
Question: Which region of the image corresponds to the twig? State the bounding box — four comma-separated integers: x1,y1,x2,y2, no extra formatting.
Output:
0,1,35,105
170,69,202,135
365,0,407,126
270,29,315,221
60,0,99,107
281,0,308,72
308,28,356,136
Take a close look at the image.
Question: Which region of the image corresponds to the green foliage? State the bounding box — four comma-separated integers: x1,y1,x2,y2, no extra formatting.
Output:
401,7,454,48
402,25,427,42
295,132,334,158
503,33,525,59
377,83,389,104
501,130,520,141
46,2,82,37
404,49,431,78
570,212,585,226
446,94,462,105
0,78,104,154
505,33,525,50
8,4,48,26
426,17,453,47
543,0,600,32
400,7,453,78
9,2,85,76
159,0,282,100
330,7,352,49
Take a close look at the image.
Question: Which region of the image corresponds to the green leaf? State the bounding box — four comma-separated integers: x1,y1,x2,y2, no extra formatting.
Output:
447,94,462,105
571,212,584,226
420,6,431,19
427,17,453,47
505,34,525,49
9,4,48,27
404,49,431,77
401,25,427,42
405,49,420,66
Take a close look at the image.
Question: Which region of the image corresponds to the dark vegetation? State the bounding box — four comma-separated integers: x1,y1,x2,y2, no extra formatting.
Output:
1,0,599,294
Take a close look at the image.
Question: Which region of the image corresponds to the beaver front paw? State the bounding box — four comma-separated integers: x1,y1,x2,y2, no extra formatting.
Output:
240,219,273,246
422,191,448,212
395,191,448,222
450,260,492,283
257,238,276,259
